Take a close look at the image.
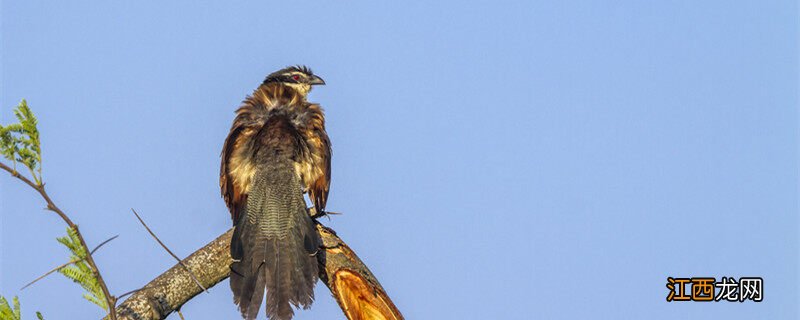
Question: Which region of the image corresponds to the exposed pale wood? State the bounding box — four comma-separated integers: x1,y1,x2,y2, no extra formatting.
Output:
317,225,403,320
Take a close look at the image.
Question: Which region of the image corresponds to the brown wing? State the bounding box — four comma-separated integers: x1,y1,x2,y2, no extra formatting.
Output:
308,130,331,214
220,125,240,222
300,102,332,215
220,124,251,223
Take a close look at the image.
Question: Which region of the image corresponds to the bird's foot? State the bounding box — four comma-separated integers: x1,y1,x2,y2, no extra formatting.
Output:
310,209,341,220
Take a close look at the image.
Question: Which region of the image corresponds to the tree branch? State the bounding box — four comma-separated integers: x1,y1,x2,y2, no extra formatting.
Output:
0,161,118,319
316,224,403,320
112,230,232,320
112,223,403,320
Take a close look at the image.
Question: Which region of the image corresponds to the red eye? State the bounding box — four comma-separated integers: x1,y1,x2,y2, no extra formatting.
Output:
292,75,300,81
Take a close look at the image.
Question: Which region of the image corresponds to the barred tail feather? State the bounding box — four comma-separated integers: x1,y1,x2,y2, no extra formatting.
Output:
230,160,321,320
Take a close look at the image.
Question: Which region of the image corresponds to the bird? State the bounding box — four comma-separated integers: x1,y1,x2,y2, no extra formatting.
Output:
220,65,331,320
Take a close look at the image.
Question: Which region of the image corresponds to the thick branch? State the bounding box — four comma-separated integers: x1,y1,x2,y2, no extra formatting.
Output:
112,224,403,320
113,230,232,320
316,225,403,320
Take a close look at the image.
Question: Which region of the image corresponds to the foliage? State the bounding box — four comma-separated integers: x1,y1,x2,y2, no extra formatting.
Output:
57,227,108,311
1,102,106,313
0,100,42,185
0,295,43,320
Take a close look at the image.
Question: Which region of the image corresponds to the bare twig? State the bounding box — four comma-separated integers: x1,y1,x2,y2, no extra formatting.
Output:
0,161,118,320
131,209,207,293
117,288,144,301
21,235,118,291
91,235,120,255
20,258,81,290
177,309,186,320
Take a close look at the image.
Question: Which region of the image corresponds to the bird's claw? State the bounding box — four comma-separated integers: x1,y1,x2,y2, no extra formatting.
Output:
310,209,341,220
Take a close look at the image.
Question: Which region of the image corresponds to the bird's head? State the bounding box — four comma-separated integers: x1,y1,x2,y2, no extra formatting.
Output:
263,65,325,96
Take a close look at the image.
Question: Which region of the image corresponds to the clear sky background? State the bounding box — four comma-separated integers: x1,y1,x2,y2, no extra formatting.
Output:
1,1,797,319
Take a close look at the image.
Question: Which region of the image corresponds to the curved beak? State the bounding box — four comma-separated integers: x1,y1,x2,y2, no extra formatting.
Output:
309,75,326,86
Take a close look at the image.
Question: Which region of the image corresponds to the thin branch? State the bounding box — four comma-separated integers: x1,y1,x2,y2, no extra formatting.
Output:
20,235,118,291
0,161,39,191
0,162,73,226
0,161,118,320
131,209,207,293
20,258,81,290
91,235,120,255
117,288,144,301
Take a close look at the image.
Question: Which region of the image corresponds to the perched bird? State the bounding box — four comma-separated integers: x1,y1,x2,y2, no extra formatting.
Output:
220,66,331,320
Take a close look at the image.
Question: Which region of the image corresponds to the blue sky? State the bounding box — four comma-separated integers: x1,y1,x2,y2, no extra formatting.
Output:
1,1,797,319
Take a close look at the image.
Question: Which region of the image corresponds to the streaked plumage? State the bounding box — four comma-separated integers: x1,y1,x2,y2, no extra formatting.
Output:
220,66,331,320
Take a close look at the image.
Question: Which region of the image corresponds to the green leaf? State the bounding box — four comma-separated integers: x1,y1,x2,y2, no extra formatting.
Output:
0,295,15,320
55,228,108,311
11,297,19,320
0,295,42,320
82,293,106,310
0,100,42,183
